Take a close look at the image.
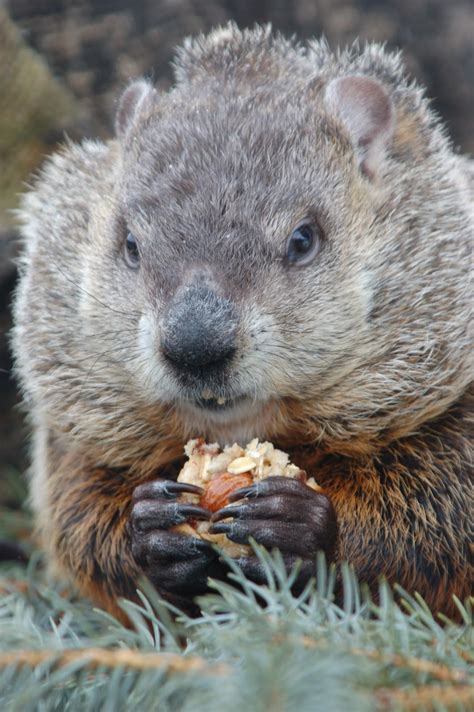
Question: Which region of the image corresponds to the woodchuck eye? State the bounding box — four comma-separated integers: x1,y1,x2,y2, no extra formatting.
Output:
286,222,322,266
124,232,140,269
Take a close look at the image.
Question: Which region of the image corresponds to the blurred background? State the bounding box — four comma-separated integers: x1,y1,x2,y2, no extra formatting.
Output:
0,0,473,525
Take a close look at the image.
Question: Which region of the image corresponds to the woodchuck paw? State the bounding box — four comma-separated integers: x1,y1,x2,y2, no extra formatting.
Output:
130,479,226,599
209,476,338,589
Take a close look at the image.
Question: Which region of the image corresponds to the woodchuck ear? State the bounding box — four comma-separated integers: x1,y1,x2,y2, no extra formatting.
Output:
115,79,158,138
324,76,394,177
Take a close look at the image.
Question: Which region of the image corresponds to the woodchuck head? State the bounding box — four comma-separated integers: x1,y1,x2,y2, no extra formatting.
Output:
12,24,472,467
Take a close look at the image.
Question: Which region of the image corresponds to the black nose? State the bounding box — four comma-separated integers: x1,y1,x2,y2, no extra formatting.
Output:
161,285,237,371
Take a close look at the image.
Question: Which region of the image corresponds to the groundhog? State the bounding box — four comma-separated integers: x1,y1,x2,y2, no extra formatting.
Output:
12,24,473,620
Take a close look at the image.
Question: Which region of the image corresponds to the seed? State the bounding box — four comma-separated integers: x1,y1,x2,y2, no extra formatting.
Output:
227,456,257,474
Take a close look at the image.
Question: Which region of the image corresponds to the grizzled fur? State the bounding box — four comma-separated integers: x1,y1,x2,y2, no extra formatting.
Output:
12,24,473,619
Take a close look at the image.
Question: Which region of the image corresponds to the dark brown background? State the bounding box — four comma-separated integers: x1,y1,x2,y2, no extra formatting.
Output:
1,0,473,498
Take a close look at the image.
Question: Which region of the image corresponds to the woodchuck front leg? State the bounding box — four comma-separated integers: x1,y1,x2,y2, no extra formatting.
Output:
209,477,338,593
40,451,143,623
44,450,227,618
130,480,228,613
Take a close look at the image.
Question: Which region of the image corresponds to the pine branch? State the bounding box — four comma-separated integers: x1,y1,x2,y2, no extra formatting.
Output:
2,635,462,684
291,634,470,684
0,579,29,596
0,648,229,676
376,684,474,711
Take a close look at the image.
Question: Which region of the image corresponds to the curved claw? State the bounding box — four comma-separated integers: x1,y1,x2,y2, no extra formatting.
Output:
228,484,258,502
131,499,211,532
208,522,232,537
229,477,320,502
133,480,203,500
210,504,245,522
212,492,332,526
177,504,212,520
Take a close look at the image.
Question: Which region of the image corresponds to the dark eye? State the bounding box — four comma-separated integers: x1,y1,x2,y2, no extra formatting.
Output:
286,222,322,266
124,232,140,269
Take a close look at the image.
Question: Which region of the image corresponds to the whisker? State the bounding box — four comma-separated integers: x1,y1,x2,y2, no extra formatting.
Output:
49,256,142,319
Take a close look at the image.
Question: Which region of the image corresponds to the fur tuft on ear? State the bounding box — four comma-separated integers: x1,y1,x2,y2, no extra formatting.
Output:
115,79,158,138
324,75,394,177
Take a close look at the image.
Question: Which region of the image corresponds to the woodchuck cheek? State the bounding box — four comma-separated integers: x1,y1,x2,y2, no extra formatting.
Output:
199,472,254,513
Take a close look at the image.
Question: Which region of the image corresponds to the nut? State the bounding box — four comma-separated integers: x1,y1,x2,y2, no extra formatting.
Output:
227,456,257,474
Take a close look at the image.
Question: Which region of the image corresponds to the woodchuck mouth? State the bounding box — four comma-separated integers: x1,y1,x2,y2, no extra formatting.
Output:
190,393,249,412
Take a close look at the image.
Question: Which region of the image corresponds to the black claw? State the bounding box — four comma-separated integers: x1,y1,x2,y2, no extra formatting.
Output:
208,522,232,536
228,484,258,501
178,505,212,521
131,499,212,532
211,504,244,522
189,537,215,553
133,480,203,500
164,482,203,496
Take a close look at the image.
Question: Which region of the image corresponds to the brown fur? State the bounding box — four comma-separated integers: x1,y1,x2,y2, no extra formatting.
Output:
12,25,473,618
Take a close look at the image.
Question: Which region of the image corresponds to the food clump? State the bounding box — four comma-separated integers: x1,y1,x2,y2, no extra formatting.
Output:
176,438,320,556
